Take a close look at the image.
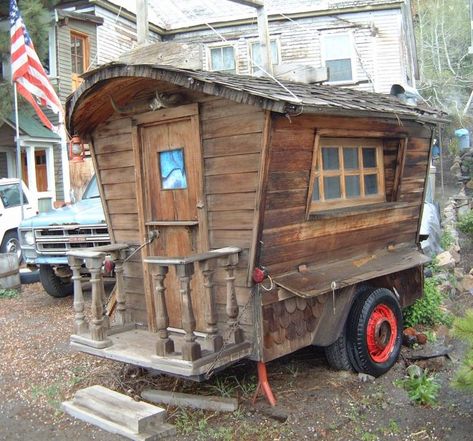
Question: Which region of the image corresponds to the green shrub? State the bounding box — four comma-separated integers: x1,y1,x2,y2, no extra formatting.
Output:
0,288,19,299
403,278,452,328
395,365,440,406
457,211,473,236
440,230,455,250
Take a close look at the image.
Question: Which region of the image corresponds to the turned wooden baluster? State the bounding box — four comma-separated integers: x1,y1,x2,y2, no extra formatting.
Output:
152,265,174,355
111,249,128,326
176,263,201,361
85,254,108,342
199,259,223,352
221,253,244,344
69,255,88,335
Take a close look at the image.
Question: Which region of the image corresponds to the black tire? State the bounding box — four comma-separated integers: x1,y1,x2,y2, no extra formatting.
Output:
346,287,403,377
1,230,22,262
325,333,353,371
39,265,73,298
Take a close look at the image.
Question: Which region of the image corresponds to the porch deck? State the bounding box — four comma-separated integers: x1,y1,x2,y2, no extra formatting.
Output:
71,327,252,379
67,244,253,380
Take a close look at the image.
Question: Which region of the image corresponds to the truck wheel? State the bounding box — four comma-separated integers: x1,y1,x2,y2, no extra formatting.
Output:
346,288,402,377
1,230,22,262
39,265,73,298
325,333,353,371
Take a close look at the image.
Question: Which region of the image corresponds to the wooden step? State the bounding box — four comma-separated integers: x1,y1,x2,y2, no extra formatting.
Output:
62,385,175,441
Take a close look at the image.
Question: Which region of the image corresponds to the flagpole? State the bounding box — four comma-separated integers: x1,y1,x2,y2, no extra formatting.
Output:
13,81,24,220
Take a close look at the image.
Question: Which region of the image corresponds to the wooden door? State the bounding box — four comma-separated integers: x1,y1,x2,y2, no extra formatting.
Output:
138,106,208,330
21,150,47,191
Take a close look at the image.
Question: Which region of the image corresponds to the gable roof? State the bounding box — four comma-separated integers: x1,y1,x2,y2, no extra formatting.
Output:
3,112,60,140
67,62,445,135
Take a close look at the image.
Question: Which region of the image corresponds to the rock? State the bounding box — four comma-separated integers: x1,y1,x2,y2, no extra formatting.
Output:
450,162,461,174
358,373,375,382
404,327,417,336
435,251,455,269
458,275,473,293
458,204,470,217
466,180,473,190
415,356,448,372
416,333,428,345
454,267,465,278
450,248,461,264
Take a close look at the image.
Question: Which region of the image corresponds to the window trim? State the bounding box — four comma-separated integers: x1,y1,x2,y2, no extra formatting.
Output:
70,30,89,90
307,135,386,215
321,31,356,85
207,43,238,74
248,38,280,74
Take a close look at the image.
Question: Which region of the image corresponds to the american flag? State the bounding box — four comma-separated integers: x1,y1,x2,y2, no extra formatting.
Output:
10,0,62,132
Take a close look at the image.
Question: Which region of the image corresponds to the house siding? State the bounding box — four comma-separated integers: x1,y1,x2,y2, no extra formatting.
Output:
56,18,99,103
94,7,161,65
166,8,408,93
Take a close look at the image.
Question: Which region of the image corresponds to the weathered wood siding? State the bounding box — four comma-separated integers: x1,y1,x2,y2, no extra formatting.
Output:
168,9,409,93
91,97,265,330
259,114,431,276
56,19,98,103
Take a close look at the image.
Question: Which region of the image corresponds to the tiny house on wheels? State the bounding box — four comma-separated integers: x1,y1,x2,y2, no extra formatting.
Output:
66,63,442,404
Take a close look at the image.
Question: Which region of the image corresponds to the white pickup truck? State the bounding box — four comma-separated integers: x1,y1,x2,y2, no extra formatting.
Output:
0,178,38,261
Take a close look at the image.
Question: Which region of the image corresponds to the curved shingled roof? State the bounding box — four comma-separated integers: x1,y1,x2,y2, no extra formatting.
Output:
66,62,445,134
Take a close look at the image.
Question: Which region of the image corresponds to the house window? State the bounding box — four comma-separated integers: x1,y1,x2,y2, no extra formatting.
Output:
309,138,385,211
250,40,279,74
70,31,89,90
209,46,236,73
322,33,354,83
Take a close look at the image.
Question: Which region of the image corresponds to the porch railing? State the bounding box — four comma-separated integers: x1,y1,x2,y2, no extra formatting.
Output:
68,244,129,349
144,246,243,361
67,245,243,362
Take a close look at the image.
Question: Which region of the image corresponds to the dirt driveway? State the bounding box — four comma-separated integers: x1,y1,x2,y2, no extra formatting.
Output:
1,282,473,441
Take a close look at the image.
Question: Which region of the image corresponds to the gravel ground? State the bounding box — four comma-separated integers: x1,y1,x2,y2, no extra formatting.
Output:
1,280,473,441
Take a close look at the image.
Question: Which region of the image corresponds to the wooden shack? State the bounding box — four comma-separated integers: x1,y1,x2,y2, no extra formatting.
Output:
66,63,442,396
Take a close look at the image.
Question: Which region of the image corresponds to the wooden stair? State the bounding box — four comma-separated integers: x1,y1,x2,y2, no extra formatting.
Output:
62,385,176,441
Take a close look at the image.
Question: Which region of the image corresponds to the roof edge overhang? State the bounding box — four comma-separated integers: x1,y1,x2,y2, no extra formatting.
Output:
66,63,446,135
160,2,405,36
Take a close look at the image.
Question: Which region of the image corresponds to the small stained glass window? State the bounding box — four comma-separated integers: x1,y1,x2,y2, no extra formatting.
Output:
159,148,187,190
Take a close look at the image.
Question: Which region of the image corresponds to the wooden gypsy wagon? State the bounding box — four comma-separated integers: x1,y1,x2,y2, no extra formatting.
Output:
65,63,443,403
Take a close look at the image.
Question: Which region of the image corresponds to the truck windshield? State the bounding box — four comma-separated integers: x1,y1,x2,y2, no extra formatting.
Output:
82,175,100,199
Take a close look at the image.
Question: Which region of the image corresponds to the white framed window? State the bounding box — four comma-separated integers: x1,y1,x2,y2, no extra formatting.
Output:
208,45,237,73
249,39,279,74
322,33,355,83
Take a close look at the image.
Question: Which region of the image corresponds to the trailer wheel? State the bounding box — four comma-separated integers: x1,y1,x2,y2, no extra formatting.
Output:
324,333,352,371
347,288,402,377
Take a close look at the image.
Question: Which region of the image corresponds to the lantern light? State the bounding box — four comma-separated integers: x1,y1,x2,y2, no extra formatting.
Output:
69,135,84,162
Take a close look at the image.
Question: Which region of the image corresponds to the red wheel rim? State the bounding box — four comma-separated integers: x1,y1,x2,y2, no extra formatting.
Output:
366,304,397,363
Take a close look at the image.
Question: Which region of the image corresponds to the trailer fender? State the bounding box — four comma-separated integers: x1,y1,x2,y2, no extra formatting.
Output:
311,285,357,347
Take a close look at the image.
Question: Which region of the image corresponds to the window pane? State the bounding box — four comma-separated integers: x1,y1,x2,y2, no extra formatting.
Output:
343,148,358,169
159,148,187,190
324,176,341,199
312,178,320,201
364,174,378,195
222,46,235,71
326,59,352,82
324,34,351,58
322,148,339,170
211,48,223,71
362,148,377,168
345,175,360,198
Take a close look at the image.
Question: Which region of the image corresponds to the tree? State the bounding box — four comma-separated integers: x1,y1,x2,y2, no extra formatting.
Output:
0,0,58,120
414,0,473,125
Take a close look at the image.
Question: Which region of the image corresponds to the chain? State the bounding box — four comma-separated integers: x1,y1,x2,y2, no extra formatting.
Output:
204,285,258,379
